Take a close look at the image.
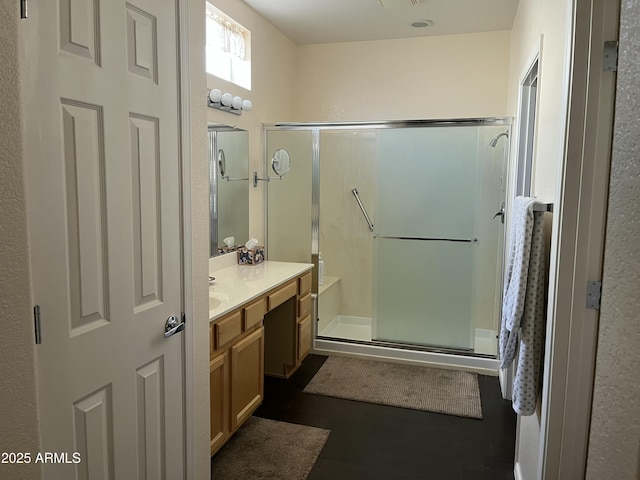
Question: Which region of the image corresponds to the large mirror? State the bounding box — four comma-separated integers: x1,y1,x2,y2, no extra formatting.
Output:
209,124,249,256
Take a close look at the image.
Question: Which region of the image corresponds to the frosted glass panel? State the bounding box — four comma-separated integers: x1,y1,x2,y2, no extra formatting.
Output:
267,130,313,263
377,127,479,239
373,237,474,350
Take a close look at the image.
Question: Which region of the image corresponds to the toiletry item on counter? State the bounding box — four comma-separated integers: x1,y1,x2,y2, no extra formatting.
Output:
216,236,238,255
318,252,324,285
238,238,264,265
245,237,259,250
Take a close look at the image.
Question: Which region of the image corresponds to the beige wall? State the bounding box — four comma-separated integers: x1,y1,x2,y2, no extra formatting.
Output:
506,0,571,202
294,31,511,122
505,0,573,477
187,0,211,478
586,2,640,477
0,3,42,480
205,0,297,242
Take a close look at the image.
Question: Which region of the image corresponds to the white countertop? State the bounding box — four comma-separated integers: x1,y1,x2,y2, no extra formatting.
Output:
208,260,314,321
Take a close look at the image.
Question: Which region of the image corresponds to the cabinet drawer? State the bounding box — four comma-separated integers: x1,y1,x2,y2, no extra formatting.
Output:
268,280,297,311
298,271,312,295
243,298,266,331
297,314,311,361
213,310,242,350
298,292,312,318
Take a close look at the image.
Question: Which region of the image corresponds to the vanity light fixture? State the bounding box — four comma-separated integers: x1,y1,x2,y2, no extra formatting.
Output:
207,88,253,115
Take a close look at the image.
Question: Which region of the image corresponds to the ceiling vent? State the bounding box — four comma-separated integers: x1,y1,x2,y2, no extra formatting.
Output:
377,0,420,8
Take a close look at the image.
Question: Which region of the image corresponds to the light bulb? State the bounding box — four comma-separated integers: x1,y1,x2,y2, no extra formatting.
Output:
241,99,253,111
208,89,222,103
221,93,233,106
232,96,243,109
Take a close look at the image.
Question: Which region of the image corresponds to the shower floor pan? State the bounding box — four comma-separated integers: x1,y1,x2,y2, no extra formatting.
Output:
318,315,498,357
319,315,372,342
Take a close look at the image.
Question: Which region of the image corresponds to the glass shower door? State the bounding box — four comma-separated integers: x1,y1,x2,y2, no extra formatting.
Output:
372,126,480,350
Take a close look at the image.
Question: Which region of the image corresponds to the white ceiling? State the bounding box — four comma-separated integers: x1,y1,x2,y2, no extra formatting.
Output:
240,0,520,45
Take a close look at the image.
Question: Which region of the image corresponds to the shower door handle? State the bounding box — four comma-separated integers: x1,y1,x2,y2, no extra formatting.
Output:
492,203,505,224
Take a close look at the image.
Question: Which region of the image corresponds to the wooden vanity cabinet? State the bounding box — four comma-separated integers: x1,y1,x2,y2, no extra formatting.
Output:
264,271,313,377
209,268,312,456
209,309,264,455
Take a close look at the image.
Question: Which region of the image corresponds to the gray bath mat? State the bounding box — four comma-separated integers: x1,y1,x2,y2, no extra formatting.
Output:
211,416,330,480
303,356,483,419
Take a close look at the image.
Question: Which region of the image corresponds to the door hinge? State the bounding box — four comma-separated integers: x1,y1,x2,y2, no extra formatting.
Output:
586,281,602,310
34,305,42,344
20,0,28,19
603,41,618,72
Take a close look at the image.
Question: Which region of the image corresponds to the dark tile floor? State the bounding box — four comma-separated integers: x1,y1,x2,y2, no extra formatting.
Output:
254,354,517,480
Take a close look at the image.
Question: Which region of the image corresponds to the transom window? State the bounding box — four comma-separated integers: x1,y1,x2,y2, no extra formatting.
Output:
206,3,251,90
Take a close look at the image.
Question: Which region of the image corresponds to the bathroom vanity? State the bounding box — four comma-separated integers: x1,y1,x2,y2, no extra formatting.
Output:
208,260,313,455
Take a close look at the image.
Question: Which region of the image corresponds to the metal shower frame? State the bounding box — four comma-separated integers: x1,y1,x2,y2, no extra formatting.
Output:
261,117,512,367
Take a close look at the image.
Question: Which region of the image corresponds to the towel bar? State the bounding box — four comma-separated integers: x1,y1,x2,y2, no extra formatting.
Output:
375,235,478,243
533,202,554,213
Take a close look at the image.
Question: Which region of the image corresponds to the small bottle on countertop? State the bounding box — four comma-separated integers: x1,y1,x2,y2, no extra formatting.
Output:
318,252,325,286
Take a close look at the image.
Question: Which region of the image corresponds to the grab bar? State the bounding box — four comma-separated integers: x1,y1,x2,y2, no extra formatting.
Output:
352,188,374,232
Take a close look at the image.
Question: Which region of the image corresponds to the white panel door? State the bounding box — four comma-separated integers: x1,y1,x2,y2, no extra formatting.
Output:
22,0,185,478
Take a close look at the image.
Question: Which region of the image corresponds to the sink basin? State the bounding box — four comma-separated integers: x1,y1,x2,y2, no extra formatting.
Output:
209,295,221,309
209,292,230,310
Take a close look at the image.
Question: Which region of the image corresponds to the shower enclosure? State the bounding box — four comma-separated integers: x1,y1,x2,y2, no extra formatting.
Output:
264,119,510,368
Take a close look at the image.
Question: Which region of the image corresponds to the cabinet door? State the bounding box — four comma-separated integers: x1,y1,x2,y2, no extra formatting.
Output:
230,327,264,431
210,352,229,455
297,314,312,361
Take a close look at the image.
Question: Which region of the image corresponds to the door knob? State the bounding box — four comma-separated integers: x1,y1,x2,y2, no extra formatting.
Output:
164,315,185,338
